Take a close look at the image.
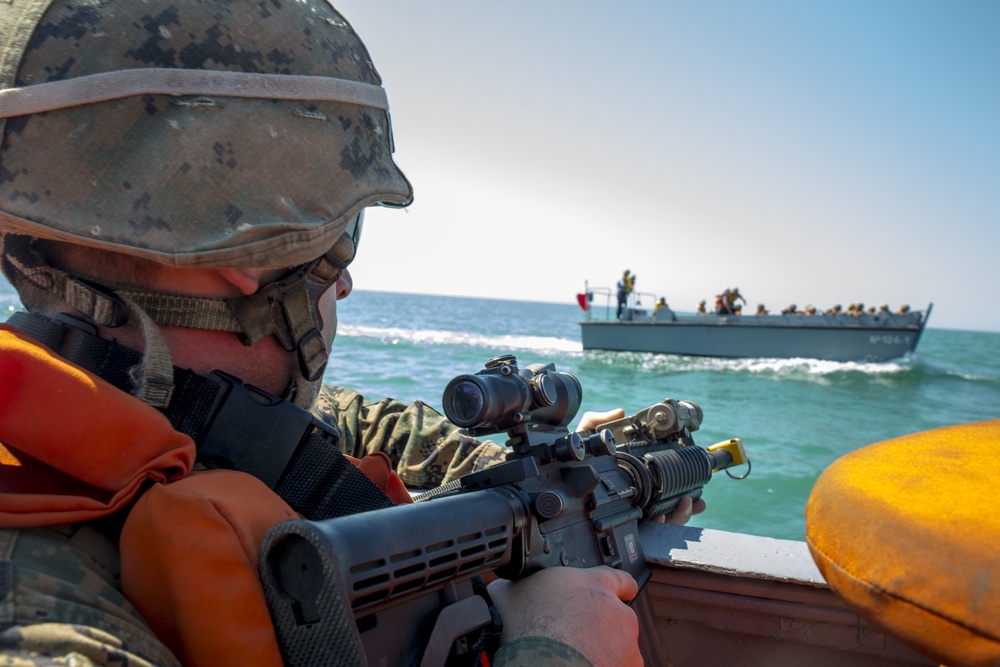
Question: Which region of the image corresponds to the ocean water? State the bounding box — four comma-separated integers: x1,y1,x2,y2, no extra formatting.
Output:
4,284,999,542
330,291,1000,542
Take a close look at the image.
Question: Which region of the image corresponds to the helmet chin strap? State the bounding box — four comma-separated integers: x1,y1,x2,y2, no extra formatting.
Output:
119,293,176,408
286,358,326,409
3,234,354,409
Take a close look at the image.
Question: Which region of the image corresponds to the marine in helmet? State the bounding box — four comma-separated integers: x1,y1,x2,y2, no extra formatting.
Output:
0,1,699,665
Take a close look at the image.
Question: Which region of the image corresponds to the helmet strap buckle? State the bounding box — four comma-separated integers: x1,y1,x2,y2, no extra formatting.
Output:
66,276,130,328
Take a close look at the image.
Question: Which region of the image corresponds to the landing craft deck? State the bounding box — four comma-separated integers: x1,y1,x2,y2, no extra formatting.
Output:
579,288,931,362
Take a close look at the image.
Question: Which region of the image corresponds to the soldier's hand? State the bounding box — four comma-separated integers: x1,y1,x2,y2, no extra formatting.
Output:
577,408,626,432
660,494,706,525
489,565,642,667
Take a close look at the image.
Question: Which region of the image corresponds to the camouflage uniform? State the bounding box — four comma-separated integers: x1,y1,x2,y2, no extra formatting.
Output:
313,385,506,488
0,523,180,667
493,637,592,667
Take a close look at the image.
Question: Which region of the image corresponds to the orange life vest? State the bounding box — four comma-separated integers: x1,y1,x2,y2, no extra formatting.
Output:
0,323,411,665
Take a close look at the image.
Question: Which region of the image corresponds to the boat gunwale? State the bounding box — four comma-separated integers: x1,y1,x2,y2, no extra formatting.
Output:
578,318,926,333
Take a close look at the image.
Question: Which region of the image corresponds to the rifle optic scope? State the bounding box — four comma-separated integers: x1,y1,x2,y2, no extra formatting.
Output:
443,355,581,434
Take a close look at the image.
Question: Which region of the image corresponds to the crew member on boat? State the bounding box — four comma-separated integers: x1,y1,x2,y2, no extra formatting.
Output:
616,269,634,319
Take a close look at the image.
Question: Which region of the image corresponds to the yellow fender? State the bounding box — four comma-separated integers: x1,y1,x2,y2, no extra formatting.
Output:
806,420,1000,666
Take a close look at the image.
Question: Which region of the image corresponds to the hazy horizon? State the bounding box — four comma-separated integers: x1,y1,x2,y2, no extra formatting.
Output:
336,0,1000,333
348,287,988,333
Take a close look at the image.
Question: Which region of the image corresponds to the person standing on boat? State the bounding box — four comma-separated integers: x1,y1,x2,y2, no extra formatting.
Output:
728,287,747,312
715,289,733,314
0,2,708,665
616,269,632,319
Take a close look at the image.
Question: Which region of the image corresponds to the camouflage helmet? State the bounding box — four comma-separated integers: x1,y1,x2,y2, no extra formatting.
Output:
0,0,413,410
0,0,413,269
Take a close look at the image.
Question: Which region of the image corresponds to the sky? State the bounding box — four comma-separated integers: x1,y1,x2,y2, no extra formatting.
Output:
334,0,1000,333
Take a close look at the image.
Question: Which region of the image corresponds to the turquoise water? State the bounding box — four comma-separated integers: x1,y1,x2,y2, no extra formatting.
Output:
4,284,999,541
329,291,1000,541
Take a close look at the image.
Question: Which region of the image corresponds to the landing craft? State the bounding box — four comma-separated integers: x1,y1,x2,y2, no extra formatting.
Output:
579,282,931,362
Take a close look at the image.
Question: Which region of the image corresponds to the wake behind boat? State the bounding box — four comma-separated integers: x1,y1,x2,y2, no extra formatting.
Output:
578,282,932,362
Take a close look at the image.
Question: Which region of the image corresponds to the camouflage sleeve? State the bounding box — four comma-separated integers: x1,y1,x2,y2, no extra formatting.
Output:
0,526,180,667
311,385,507,489
492,636,594,667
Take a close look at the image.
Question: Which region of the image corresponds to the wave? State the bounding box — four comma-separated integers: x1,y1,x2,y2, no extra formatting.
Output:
583,349,917,377
714,355,914,376
340,325,1000,384
338,324,582,355
912,355,1000,383
585,350,999,384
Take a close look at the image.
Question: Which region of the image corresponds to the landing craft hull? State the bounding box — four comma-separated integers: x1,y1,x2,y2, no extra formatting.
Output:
580,307,931,362
640,523,935,666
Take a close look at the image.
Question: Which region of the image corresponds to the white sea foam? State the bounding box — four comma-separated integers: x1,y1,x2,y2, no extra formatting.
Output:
339,324,583,355
339,324,937,376
726,356,911,376
584,350,916,377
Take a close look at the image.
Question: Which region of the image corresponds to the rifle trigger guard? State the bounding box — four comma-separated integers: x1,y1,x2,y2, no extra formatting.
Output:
419,595,493,667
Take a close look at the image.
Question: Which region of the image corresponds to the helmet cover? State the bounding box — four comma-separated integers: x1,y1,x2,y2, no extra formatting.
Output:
0,0,413,269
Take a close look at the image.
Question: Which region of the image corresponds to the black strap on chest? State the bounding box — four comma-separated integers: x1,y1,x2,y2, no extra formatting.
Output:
7,311,393,520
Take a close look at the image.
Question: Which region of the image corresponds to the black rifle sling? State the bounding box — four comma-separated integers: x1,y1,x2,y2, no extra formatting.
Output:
167,367,394,521
273,432,394,519
9,311,139,390
7,311,393,520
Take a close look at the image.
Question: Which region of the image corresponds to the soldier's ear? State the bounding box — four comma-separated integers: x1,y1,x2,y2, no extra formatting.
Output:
216,269,261,296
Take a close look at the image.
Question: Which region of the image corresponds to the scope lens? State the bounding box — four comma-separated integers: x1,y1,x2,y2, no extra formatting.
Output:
445,380,486,426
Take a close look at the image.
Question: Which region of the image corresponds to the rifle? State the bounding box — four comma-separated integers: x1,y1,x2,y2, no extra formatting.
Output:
259,354,749,666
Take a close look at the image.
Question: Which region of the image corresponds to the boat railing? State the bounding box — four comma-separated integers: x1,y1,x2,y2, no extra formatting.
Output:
581,281,613,321
609,309,927,329
632,290,658,308
581,281,669,322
